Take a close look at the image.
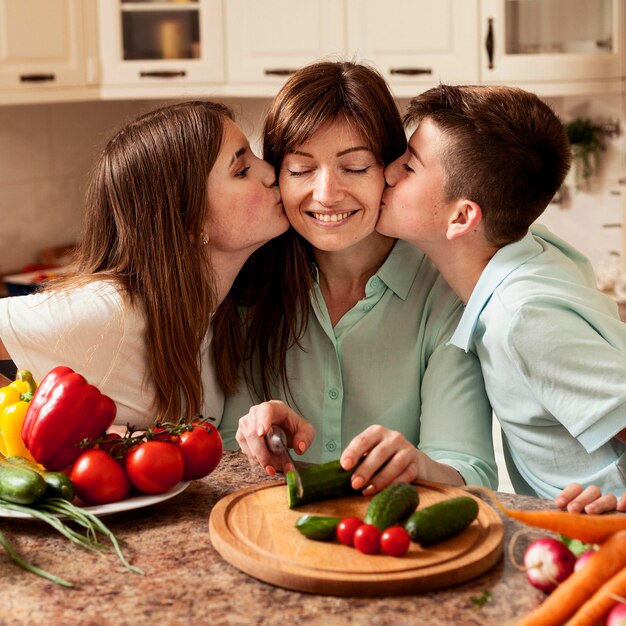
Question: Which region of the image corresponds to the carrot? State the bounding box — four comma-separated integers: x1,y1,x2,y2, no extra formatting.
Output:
484,489,626,544
566,566,626,626
514,530,626,626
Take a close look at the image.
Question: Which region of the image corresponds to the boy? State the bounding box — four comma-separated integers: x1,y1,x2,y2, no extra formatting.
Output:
378,84,626,513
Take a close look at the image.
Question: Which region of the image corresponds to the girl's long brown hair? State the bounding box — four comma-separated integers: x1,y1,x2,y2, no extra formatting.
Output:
227,61,407,401
57,100,235,423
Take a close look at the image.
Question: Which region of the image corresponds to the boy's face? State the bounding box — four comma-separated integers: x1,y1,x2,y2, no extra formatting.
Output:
377,118,453,249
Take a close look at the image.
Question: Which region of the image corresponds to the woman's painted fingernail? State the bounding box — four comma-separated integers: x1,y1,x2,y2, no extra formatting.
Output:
351,476,364,490
362,484,375,496
297,441,306,453
342,457,354,471
265,465,276,476
257,426,265,437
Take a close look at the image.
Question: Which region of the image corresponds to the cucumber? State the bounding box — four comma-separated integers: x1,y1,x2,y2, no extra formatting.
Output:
0,456,46,505
295,514,342,541
286,459,356,509
405,496,479,546
7,456,74,501
363,482,419,531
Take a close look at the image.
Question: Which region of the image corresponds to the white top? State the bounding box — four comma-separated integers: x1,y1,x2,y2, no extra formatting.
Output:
0,280,223,429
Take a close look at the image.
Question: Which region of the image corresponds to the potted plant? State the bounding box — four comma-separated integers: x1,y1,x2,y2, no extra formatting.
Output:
564,118,608,190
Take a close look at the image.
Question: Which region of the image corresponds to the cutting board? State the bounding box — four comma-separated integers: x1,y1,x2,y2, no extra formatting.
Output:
209,481,503,596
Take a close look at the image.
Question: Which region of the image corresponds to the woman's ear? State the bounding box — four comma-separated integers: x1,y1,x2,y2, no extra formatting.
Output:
446,200,483,240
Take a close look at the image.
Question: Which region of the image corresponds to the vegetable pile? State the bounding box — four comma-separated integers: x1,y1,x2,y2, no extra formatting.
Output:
0,365,224,586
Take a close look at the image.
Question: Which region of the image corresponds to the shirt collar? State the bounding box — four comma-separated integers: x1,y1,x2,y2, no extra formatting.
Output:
377,239,424,300
449,229,543,351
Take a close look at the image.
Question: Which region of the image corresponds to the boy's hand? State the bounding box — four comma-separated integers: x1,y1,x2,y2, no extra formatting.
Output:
340,425,465,496
235,400,315,476
554,482,625,514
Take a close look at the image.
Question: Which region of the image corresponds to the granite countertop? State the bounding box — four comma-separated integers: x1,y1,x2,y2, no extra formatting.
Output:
2,451,551,626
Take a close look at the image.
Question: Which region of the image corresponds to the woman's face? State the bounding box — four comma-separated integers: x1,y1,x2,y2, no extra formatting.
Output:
279,119,385,253
205,119,288,255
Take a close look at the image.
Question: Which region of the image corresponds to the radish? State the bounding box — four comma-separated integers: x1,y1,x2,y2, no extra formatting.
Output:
523,537,576,593
606,601,626,626
574,548,597,572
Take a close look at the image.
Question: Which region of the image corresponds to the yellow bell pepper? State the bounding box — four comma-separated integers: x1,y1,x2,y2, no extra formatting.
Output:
0,371,37,462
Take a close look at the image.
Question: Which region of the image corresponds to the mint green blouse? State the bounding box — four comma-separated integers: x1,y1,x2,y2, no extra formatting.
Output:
219,240,498,488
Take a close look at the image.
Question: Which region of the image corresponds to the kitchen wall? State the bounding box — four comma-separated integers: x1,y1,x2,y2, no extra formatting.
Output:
0,92,624,276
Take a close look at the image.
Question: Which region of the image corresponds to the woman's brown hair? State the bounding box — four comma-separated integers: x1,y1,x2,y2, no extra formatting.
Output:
59,100,234,423
227,61,406,400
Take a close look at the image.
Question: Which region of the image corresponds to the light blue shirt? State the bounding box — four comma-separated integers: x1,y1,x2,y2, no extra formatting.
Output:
449,224,626,498
220,240,497,488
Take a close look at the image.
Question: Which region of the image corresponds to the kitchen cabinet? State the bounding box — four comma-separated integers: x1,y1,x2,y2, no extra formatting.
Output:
480,0,625,94
347,0,480,92
97,0,223,88
0,0,97,100
225,0,344,84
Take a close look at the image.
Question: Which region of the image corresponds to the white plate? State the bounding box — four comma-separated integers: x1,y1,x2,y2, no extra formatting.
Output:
0,481,191,520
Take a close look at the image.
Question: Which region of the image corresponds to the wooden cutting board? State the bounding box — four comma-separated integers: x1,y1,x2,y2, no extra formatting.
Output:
209,481,504,596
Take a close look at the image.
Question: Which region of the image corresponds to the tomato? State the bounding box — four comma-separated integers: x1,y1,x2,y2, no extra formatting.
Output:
125,441,184,494
70,449,130,505
380,526,411,557
336,516,363,547
353,524,381,555
177,422,223,480
98,432,124,457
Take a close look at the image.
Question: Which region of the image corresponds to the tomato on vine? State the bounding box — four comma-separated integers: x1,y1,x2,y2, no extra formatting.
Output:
125,441,184,494
70,449,130,505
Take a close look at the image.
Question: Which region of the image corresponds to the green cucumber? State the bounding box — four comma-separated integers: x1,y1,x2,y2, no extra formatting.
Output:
295,514,342,541
7,456,74,501
0,456,46,505
405,496,479,546
286,459,356,509
363,482,419,531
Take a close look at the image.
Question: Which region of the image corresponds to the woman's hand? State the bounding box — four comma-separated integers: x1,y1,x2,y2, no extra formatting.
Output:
554,483,626,514
235,400,316,476
340,425,465,496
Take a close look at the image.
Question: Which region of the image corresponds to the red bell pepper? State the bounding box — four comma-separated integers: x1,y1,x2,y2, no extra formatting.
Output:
21,366,117,471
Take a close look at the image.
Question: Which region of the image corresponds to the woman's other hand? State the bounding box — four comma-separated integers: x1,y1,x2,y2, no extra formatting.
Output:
340,425,465,496
554,483,626,514
235,400,315,476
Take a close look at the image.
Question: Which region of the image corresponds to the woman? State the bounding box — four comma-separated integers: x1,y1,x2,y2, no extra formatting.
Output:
0,101,288,428
219,61,498,495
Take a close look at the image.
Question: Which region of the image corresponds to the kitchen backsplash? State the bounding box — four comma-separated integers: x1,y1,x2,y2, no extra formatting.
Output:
0,93,624,276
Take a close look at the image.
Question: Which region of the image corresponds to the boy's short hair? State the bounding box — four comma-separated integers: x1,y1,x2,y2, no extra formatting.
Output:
405,85,571,246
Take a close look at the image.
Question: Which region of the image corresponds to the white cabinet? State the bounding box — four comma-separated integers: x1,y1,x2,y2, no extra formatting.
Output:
480,0,625,92
98,0,223,87
225,0,344,83
347,0,480,90
0,0,95,92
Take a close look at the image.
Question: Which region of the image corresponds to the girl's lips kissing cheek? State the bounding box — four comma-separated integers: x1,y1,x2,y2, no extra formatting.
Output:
307,210,357,224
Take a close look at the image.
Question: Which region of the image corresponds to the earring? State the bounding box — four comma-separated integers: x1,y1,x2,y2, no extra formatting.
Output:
201,232,209,245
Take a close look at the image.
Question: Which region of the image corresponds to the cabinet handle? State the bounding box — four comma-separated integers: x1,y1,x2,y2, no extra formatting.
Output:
139,70,187,79
389,68,432,76
20,73,55,83
264,69,298,76
486,18,494,69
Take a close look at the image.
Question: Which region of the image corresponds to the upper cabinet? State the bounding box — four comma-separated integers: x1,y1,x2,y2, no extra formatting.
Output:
0,0,97,95
347,0,480,91
480,0,625,92
98,0,223,87
225,0,344,83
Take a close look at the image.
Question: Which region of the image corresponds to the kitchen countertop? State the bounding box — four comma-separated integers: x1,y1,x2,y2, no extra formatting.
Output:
3,451,553,626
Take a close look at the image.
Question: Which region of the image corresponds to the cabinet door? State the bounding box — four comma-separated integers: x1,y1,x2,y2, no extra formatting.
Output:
346,0,480,87
481,0,625,83
226,0,344,83
98,0,223,86
0,0,87,89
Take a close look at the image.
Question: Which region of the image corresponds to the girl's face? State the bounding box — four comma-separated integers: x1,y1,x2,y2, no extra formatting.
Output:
205,119,288,256
279,119,385,253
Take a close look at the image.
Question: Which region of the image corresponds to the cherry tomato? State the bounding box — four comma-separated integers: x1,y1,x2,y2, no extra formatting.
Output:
380,526,411,557
98,432,124,458
336,516,363,547
177,423,223,480
353,524,381,555
125,441,184,494
70,449,130,505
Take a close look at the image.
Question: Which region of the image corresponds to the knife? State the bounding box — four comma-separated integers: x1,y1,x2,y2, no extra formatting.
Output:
265,424,304,498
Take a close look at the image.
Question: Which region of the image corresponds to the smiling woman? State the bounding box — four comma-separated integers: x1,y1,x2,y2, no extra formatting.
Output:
219,60,498,497
0,100,287,430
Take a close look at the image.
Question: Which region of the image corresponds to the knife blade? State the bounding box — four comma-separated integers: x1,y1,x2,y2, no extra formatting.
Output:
265,424,304,498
